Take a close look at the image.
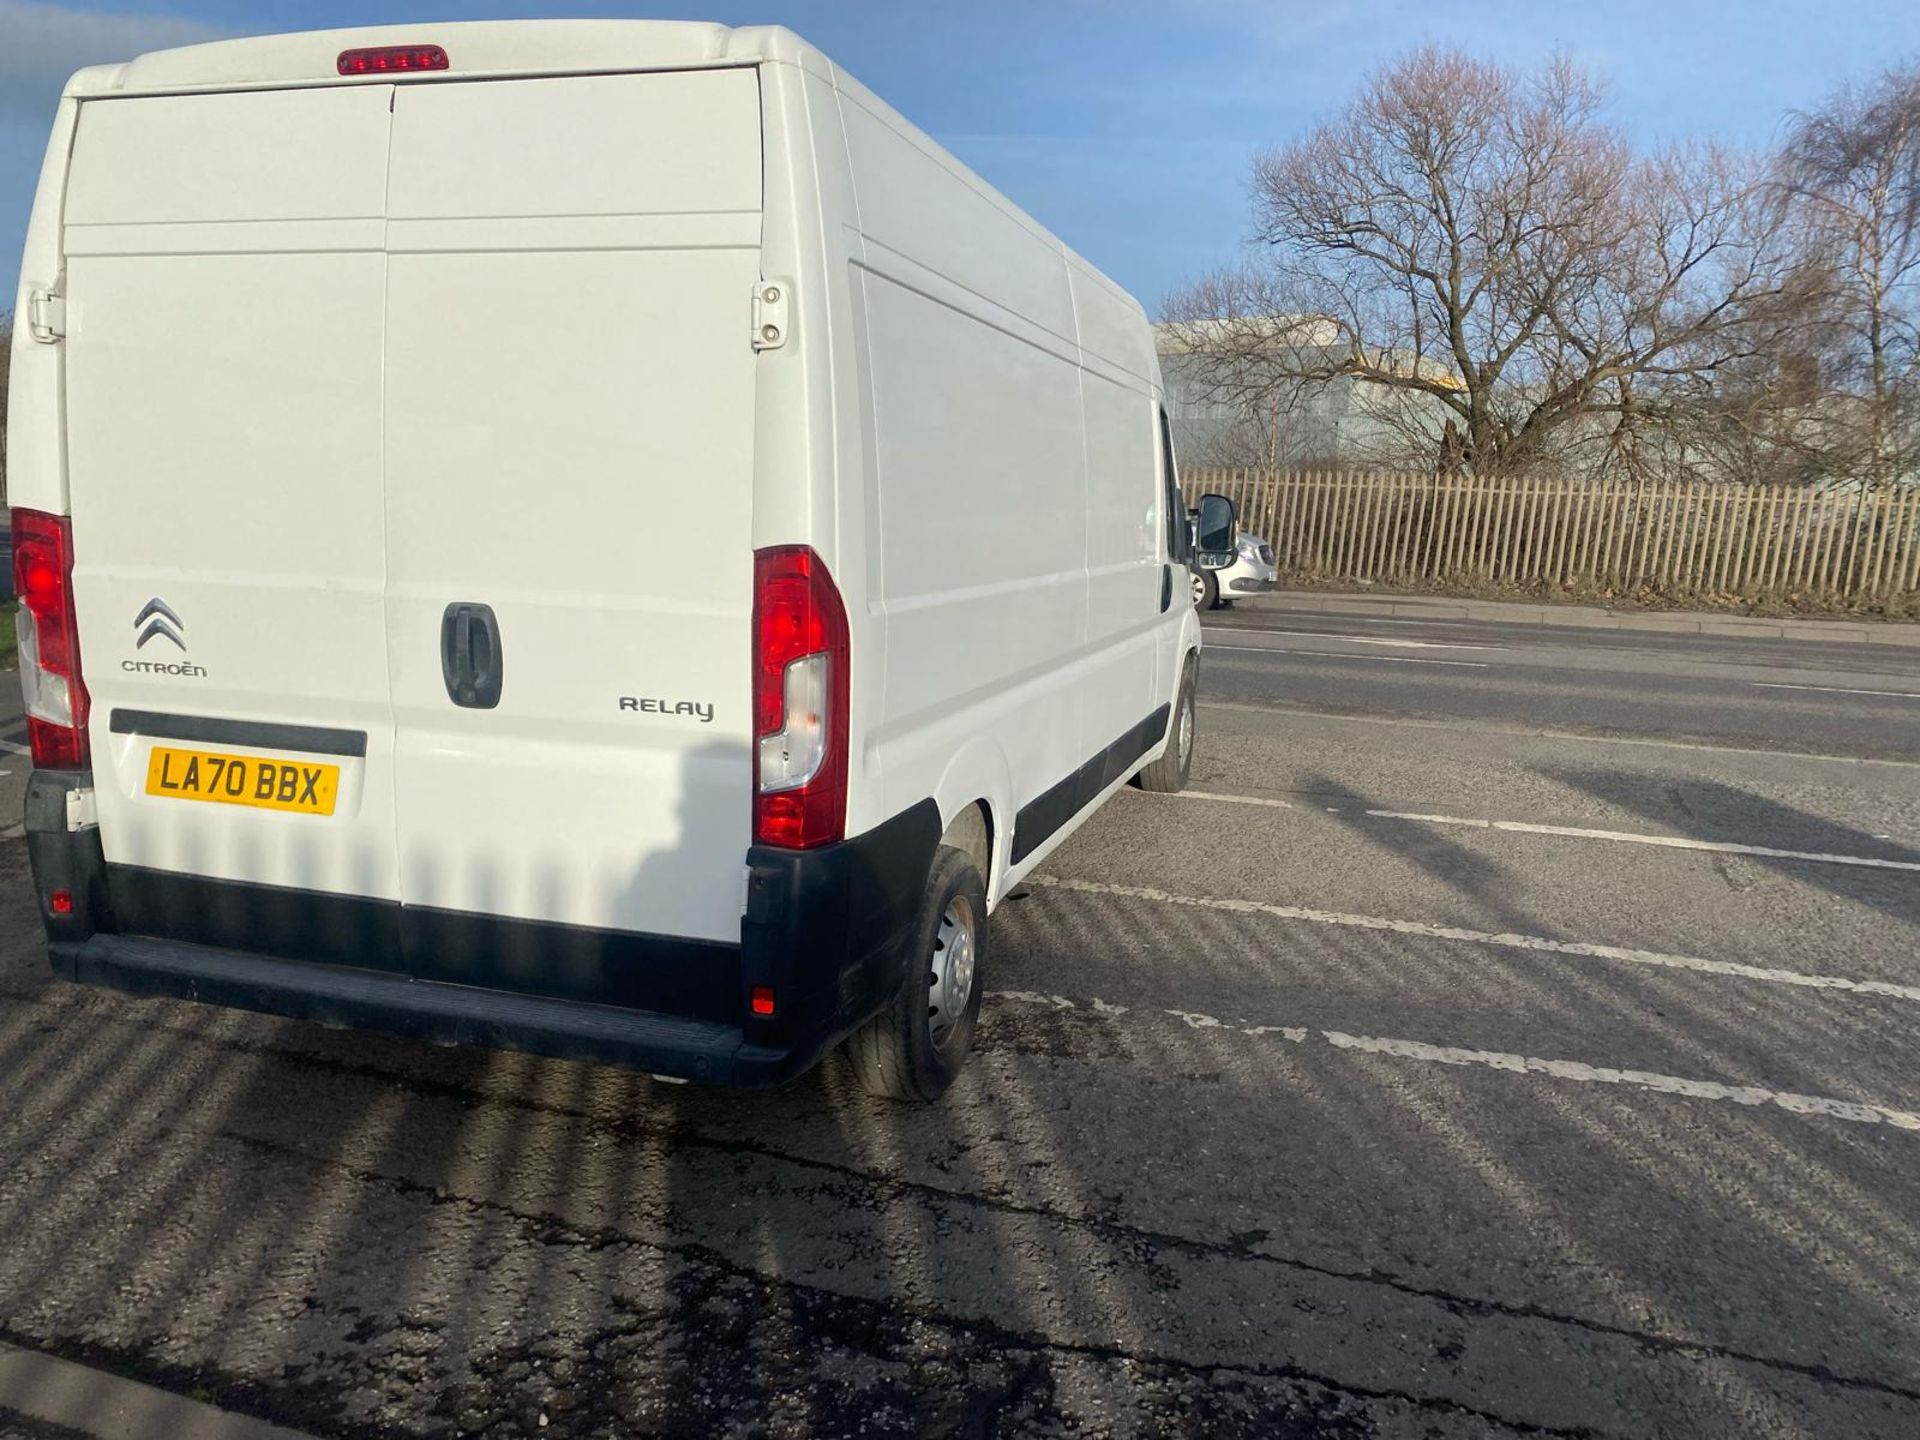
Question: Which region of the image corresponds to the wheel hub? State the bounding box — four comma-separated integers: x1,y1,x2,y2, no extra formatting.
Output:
928,896,977,1046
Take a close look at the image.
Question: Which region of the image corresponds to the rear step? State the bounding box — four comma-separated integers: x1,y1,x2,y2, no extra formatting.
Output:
54,934,779,1083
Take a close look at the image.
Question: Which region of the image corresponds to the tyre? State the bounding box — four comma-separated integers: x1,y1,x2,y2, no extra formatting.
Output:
846,845,987,1101
1135,654,1196,793
1191,567,1219,611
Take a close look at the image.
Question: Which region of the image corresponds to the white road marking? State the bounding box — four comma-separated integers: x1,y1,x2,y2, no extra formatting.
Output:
0,741,27,757
1366,809,1920,873
990,991,1920,1133
1168,1009,1229,1031
1209,644,1490,669
1024,874,1920,1003
1205,626,1498,652
1198,700,1920,768
996,990,1077,1009
1173,789,1294,810
1326,1033,1920,1131
1753,681,1920,700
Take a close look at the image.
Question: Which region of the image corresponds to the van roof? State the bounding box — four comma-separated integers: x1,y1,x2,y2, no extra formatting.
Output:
67,21,825,98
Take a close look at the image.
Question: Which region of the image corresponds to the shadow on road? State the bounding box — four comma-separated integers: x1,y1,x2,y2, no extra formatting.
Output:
1294,770,1545,938
1545,766,1920,927
0,803,1917,1436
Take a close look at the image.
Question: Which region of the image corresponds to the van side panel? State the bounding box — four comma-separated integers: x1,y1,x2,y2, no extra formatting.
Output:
832,83,1169,885
1077,366,1162,739
1072,261,1173,746
838,93,1090,856
381,71,763,949
1065,254,1159,384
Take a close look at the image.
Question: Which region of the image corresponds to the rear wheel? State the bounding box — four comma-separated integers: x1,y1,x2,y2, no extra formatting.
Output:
1191,567,1219,610
846,846,987,1101
1135,655,1196,793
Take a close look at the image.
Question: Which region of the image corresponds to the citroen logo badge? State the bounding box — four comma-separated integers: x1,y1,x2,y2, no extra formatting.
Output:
134,597,186,651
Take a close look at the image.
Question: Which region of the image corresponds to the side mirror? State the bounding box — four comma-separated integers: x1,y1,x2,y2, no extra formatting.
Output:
1194,493,1236,569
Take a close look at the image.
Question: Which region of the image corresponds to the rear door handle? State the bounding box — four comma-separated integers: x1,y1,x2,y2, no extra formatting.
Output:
441,602,503,709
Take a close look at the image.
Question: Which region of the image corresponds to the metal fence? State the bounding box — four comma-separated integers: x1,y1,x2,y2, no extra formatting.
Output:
1184,469,1920,605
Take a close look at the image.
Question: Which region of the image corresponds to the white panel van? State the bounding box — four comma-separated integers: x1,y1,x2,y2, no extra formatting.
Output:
8,22,1232,1098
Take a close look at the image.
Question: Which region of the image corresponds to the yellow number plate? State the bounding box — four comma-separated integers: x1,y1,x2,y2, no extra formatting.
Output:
145,746,340,816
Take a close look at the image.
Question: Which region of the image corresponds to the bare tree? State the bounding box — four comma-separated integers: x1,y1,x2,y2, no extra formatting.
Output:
1779,61,1920,483
1163,48,1812,476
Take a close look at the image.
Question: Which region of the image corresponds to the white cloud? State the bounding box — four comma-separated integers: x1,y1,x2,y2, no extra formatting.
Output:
0,1,229,120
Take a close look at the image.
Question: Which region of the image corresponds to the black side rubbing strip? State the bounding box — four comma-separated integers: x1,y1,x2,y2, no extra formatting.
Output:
110,709,369,758
1011,704,1171,864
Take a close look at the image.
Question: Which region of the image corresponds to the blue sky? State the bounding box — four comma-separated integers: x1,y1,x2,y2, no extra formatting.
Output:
4,0,1920,311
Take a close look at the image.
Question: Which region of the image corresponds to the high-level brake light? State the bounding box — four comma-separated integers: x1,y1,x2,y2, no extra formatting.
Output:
337,45,449,75
752,546,849,849
12,509,90,770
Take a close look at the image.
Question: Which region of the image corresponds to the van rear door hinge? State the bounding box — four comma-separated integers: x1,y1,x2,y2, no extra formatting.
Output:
751,279,790,352
27,289,66,343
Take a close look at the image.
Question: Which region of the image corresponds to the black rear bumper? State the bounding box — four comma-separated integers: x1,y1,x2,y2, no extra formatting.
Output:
50,933,778,1082
26,770,941,1086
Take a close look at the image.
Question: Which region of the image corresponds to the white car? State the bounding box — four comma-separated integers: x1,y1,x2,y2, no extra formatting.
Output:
1192,529,1277,610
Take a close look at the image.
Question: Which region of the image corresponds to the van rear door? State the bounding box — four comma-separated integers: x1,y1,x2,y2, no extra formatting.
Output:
61,85,405,950
379,71,764,1002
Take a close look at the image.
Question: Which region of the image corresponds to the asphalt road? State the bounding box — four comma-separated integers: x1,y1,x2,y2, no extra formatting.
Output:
1,603,1918,1438
1202,605,1920,761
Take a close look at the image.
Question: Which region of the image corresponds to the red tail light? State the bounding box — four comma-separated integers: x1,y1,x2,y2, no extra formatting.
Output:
752,546,849,849
337,45,449,75
12,509,90,770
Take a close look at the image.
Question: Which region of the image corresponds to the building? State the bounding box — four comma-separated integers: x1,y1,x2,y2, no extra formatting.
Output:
1154,318,1458,470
